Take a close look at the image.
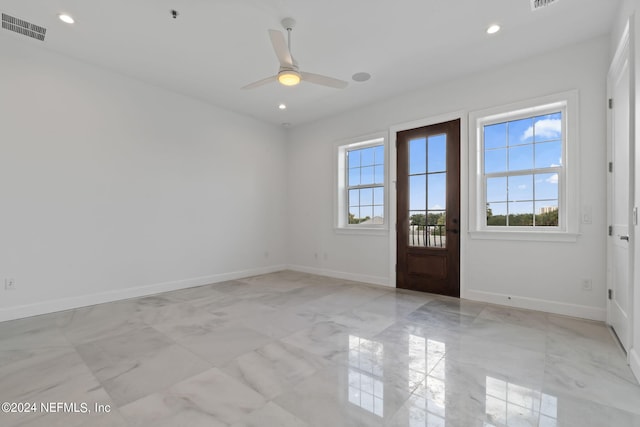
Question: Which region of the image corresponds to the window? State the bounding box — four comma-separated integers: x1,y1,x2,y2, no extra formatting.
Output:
336,134,386,232
484,110,562,227
469,91,579,240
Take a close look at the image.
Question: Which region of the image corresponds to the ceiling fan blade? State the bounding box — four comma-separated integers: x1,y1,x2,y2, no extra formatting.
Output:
241,75,277,90
301,72,348,89
268,29,294,67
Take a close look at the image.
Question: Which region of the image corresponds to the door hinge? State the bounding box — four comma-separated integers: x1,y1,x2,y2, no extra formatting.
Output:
609,98,613,109
608,225,613,236
608,289,613,300
608,162,613,173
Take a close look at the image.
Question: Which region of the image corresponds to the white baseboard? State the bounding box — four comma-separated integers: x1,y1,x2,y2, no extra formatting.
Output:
286,264,391,288
630,348,640,384
0,264,287,323
463,289,606,321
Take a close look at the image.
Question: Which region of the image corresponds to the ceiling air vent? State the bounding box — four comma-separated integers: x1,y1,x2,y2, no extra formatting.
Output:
530,0,560,11
2,13,47,41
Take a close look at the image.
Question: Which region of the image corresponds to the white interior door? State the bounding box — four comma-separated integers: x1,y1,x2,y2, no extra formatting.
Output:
608,27,632,352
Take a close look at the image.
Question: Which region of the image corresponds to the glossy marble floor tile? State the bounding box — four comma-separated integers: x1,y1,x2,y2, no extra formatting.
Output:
222,341,328,400
0,270,638,427
119,368,266,427
75,326,211,406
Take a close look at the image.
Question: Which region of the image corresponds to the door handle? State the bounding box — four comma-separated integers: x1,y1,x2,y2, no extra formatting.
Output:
620,235,630,241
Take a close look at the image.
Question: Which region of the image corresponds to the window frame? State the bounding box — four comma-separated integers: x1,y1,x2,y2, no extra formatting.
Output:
468,91,580,242
335,133,388,234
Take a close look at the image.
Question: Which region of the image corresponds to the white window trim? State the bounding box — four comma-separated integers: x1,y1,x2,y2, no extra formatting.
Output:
335,132,388,235
468,90,580,242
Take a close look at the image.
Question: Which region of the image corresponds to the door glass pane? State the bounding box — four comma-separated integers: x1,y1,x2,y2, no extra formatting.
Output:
428,134,446,173
409,175,426,210
409,135,447,248
409,138,427,175
428,173,446,210
427,211,446,248
409,211,426,247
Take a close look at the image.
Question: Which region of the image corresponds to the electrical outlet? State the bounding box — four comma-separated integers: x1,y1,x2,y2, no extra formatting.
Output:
581,279,592,291
5,278,16,291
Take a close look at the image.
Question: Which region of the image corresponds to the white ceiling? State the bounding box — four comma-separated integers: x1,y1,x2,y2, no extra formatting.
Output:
1,0,620,127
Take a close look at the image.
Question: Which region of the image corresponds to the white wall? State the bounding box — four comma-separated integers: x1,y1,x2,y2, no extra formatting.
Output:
287,36,610,320
613,0,640,382
0,35,288,321
0,28,616,326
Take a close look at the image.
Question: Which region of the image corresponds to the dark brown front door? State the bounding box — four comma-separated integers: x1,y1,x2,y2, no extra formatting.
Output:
396,119,460,297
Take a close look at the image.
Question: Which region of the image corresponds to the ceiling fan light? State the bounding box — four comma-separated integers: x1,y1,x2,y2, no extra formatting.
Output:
278,70,301,86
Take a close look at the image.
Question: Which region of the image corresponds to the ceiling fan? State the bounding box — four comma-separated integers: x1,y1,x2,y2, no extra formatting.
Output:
242,18,348,90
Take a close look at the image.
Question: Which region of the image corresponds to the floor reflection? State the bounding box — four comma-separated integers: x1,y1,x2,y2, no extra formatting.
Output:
348,335,385,417
484,376,557,427
409,335,446,426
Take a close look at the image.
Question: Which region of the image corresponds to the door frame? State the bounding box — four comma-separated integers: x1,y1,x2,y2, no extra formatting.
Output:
388,111,468,296
607,18,635,357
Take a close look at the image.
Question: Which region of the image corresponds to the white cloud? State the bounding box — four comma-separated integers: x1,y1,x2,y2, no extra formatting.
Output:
521,118,561,141
430,204,443,210
546,174,559,184
517,184,527,190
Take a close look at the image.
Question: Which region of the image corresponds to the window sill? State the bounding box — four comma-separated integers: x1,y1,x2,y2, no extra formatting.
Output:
334,226,388,236
468,230,579,242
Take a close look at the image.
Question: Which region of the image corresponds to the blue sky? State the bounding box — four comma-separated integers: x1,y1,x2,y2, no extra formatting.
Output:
484,112,562,216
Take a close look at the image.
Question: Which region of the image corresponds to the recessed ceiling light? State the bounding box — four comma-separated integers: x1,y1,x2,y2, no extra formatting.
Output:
278,103,287,110
486,24,501,34
58,14,75,24
352,72,371,82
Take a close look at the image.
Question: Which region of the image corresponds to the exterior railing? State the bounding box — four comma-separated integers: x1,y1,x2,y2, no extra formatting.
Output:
409,224,446,248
